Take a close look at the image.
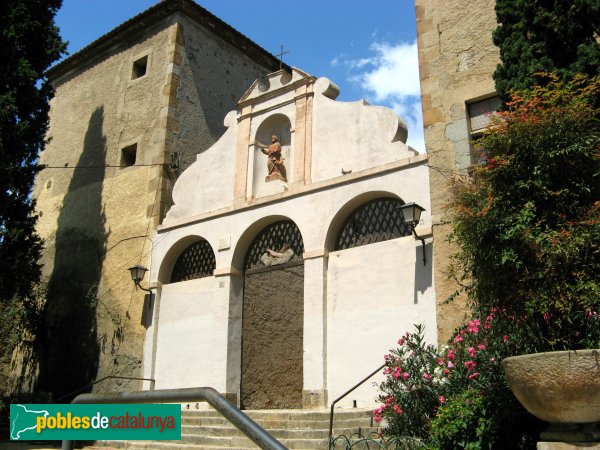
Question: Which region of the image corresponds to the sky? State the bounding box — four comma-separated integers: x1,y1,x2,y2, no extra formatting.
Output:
55,1,424,152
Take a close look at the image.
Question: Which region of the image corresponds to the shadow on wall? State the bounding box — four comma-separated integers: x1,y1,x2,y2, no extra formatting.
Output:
37,106,110,400
414,242,433,304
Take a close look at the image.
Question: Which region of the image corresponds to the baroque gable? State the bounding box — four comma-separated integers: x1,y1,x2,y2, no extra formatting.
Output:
165,68,418,225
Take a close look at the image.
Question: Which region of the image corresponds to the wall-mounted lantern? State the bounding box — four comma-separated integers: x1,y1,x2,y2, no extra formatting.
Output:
397,202,427,265
128,265,152,293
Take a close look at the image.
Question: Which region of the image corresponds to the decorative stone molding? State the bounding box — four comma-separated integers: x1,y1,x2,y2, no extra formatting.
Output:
302,249,328,260
214,266,243,278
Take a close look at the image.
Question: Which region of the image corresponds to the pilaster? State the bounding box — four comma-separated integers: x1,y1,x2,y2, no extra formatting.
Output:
302,252,328,408
233,109,252,207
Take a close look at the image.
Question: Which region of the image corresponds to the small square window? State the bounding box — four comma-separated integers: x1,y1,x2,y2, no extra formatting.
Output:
121,144,137,168
467,95,501,166
131,56,148,79
468,96,501,133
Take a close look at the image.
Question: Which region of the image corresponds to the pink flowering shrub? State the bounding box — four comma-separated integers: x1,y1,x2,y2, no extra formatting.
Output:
375,312,544,447
374,324,440,433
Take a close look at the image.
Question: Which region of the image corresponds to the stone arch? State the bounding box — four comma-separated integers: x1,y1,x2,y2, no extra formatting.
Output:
324,191,407,251
238,217,305,409
231,215,294,271
157,235,214,284
244,220,304,270
170,240,216,283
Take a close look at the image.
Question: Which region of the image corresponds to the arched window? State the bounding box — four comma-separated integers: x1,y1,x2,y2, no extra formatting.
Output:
244,220,304,271
170,240,216,283
334,197,412,251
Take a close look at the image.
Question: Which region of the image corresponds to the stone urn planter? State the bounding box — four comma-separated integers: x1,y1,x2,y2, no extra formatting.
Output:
502,349,600,442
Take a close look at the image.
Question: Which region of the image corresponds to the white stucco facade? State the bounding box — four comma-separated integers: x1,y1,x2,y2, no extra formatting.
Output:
142,69,437,409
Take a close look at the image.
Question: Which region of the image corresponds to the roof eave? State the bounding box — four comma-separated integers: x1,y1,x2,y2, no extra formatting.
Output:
47,0,290,82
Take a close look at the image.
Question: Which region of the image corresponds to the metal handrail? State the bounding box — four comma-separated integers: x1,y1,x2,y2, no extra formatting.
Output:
328,363,386,448
61,386,287,450
54,375,156,403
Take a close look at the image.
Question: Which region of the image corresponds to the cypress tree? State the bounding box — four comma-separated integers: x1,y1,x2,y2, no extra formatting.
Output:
493,0,600,99
0,1,65,302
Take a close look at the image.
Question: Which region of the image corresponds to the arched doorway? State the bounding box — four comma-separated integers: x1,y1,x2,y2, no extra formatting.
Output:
240,220,304,409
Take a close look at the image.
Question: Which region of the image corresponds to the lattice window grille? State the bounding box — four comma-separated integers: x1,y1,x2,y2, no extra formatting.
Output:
244,221,304,270
170,240,216,283
335,198,412,251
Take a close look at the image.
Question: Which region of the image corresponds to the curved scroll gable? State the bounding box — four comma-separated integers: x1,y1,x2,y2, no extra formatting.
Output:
311,77,416,183
164,110,238,224
239,68,311,103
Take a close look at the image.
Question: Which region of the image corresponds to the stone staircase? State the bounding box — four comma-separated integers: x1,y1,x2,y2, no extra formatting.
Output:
95,408,376,449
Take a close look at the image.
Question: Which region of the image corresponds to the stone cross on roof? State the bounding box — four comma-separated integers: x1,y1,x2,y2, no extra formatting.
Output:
276,45,290,70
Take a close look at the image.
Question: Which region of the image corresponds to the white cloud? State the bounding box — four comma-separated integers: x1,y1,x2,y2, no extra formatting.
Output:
348,57,373,70
341,40,425,152
359,41,421,101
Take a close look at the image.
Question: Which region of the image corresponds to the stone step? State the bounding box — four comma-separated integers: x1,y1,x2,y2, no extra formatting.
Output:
97,441,336,450
183,416,373,430
181,424,377,440
98,442,257,450
90,408,375,450
275,438,328,450
181,432,326,448
95,435,368,449
182,409,372,427
174,434,256,448
182,409,370,421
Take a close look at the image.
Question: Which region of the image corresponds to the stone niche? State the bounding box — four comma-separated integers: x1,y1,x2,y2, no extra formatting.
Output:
251,113,293,199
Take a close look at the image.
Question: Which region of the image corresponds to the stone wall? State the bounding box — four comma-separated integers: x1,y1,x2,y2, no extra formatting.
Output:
415,0,500,343
31,5,280,398
34,18,174,398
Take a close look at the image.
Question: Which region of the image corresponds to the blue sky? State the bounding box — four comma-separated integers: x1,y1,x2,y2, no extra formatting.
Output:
55,1,424,152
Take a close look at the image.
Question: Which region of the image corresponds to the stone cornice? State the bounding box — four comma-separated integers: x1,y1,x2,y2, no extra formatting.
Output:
158,153,429,232
237,77,317,111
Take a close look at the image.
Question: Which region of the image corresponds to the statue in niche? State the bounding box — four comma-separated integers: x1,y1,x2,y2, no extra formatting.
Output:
260,243,294,267
257,134,287,182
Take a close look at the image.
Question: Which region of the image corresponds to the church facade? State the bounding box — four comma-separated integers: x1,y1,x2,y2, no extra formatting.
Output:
143,69,436,409
29,0,504,408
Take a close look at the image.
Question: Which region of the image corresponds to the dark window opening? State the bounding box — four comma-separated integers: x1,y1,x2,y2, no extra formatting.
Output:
132,56,148,79
244,221,304,271
121,144,137,168
335,197,412,251
170,240,216,283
